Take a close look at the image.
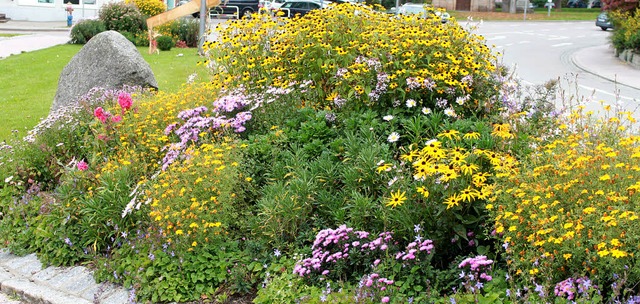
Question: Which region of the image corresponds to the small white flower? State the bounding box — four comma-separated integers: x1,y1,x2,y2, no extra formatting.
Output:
444,108,457,117
387,132,400,143
421,107,432,115
56,142,64,147
406,99,416,108
376,160,385,166
383,115,394,121
4,176,13,183
425,138,438,146
388,176,398,186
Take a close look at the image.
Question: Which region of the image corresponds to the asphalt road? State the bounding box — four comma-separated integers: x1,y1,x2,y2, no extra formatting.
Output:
472,20,640,117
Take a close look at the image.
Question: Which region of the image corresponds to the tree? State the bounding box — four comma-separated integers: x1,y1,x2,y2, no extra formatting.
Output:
602,0,639,13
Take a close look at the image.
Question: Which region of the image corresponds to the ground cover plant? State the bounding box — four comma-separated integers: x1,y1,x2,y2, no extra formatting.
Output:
1,3,640,303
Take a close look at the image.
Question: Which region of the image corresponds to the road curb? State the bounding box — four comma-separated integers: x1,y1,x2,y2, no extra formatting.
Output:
0,251,130,304
571,45,640,91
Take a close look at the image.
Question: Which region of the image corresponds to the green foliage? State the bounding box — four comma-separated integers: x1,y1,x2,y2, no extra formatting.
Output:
70,19,106,44
156,35,175,51
157,19,200,48
98,2,146,34
610,9,640,52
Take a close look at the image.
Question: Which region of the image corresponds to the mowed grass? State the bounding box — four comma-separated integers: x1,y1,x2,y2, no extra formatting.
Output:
0,44,209,142
451,7,601,21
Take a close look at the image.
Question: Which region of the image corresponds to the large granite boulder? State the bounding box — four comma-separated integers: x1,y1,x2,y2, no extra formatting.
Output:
51,30,158,113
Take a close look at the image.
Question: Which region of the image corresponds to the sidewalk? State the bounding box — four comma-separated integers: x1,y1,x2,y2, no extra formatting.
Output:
572,44,640,90
0,21,71,59
0,250,130,304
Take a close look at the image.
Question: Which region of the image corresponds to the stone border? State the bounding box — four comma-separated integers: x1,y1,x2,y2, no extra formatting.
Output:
617,49,640,69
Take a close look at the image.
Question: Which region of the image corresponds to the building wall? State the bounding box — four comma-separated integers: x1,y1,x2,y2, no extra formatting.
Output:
432,0,495,11
0,0,106,21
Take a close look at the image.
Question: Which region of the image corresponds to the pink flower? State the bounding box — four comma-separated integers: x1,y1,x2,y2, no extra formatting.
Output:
111,115,122,123
118,92,133,111
94,107,108,123
77,160,88,171
381,296,390,303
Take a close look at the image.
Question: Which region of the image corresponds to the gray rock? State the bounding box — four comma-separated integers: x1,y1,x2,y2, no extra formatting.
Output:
51,30,158,113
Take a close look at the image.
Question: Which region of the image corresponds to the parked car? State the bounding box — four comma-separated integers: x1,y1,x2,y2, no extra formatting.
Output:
277,0,326,17
394,3,450,23
596,11,614,30
567,0,587,8
190,0,259,18
591,0,601,7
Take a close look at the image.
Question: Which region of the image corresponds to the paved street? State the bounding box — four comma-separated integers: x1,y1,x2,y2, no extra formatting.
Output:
472,20,640,117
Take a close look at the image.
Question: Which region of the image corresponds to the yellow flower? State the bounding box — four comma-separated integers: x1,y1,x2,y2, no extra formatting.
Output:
563,253,572,260
416,186,429,198
529,268,539,275
386,190,407,208
463,132,480,140
443,194,461,209
599,174,611,181
436,129,461,140
611,249,628,258
192,241,198,247
176,229,184,235
597,249,610,257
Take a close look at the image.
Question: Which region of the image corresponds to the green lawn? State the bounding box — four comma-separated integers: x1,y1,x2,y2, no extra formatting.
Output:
451,7,601,21
0,44,209,142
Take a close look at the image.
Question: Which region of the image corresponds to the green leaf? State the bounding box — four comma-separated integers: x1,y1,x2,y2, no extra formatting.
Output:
453,224,468,241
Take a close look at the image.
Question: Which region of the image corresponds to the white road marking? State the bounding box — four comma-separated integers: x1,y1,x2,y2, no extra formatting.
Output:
579,85,638,101
487,36,506,40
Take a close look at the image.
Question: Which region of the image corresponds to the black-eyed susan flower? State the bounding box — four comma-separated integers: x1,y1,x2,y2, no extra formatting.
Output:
386,190,407,208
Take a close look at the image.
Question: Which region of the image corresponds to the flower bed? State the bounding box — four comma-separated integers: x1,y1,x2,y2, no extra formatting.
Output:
1,3,639,303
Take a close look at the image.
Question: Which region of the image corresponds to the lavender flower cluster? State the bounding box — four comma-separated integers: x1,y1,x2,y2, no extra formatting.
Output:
161,89,254,171
406,77,436,91
368,72,389,103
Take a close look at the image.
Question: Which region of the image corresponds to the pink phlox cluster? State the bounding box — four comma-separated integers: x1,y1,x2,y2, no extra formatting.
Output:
458,255,493,282
458,255,493,272
77,160,89,171
117,92,133,111
94,107,110,123
395,239,434,261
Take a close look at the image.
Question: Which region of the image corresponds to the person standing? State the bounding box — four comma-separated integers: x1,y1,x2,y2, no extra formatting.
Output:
65,2,74,27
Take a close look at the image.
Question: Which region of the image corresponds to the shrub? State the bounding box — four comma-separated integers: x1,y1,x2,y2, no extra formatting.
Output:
70,19,106,44
98,2,146,34
156,35,175,51
157,19,199,48
610,9,640,53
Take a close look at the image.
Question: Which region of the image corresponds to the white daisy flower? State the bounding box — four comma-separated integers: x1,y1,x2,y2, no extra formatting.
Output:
406,99,416,108
422,107,432,115
383,115,394,121
387,132,400,143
